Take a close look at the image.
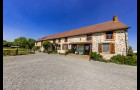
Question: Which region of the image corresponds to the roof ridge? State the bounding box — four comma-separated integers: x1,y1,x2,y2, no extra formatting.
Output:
56,20,113,34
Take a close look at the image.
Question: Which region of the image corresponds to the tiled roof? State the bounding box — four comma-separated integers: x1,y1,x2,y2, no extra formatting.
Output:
37,20,129,41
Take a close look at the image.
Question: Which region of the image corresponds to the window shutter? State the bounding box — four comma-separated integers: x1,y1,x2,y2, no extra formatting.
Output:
62,44,64,50
113,32,116,40
98,43,102,53
104,33,106,40
66,44,68,50
110,43,115,54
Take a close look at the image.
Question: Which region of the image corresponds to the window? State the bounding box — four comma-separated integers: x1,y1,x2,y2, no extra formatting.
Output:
106,31,113,39
77,45,84,50
98,43,115,53
63,44,68,50
58,38,61,43
53,39,56,43
65,37,68,42
102,43,110,52
57,44,61,50
87,34,92,41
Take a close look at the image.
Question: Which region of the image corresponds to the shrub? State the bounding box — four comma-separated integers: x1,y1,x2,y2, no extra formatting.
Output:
90,52,105,61
65,50,71,55
53,50,58,54
110,54,137,66
47,51,52,54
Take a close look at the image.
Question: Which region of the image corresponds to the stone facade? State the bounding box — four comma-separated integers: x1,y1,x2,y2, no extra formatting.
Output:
92,29,128,59
36,29,128,59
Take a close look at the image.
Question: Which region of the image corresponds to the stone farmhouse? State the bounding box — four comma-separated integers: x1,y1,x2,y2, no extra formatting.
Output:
35,16,130,59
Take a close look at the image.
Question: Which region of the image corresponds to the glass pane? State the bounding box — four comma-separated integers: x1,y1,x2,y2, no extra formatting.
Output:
85,46,89,50
102,43,109,52
77,45,84,50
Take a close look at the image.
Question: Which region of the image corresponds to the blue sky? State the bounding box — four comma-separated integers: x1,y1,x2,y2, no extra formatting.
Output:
3,0,137,50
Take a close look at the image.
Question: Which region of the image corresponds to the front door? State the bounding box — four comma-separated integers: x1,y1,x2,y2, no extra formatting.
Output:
84,44,90,55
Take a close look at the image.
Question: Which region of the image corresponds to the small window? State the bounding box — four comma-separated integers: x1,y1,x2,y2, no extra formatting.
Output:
65,37,68,42
63,44,68,50
106,31,113,39
87,34,92,41
58,38,61,43
102,43,110,52
57,44,61,50
53,39,56,43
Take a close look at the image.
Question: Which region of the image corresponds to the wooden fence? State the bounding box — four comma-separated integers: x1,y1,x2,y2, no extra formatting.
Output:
3,50,18,56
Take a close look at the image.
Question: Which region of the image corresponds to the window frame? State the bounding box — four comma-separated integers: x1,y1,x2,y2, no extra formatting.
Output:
102,43,110,53
58,38,61,43
86,34,92,41
64,37,68,42
105,31,114,40
63,44,68,50
53,39,56,43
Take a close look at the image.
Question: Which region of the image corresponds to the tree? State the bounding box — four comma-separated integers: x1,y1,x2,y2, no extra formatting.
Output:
6,42,13,47
3,40,7,46
127,46,134,56
13,37,27,48
27,38,36,50
43,40,52,51
3,40,13,47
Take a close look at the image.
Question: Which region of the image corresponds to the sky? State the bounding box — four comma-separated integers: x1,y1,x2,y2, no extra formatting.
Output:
3,0,137,50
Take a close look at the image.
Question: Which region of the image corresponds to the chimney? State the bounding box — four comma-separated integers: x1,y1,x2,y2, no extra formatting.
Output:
113,16,119,22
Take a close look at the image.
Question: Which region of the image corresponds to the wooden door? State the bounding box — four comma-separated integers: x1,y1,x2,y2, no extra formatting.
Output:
72,44,77,53
84,44,90,55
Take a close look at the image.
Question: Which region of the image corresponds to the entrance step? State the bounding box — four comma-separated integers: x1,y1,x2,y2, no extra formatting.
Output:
67,53,90,61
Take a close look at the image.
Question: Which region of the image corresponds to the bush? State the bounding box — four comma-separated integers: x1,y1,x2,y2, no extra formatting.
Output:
65,50,71,55
53,50,58,54
110,54,137,66
47,51,52,54
90,52,105,61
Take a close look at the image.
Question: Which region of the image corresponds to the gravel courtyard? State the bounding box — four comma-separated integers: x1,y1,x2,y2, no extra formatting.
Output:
3,52,137,90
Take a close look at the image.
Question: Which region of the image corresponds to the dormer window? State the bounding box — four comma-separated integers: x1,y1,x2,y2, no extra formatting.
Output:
106,31,113,39
87,34,92,41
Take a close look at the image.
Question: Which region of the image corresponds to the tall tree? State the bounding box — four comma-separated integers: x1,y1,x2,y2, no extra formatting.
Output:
3,40,7,46
3,40,13,47
127,46,134,56
43,40,52,51
27,38,36,50
13,37,27,48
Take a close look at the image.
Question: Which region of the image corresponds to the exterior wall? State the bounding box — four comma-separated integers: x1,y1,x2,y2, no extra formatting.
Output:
57,35,89,53
36,29,128,59
92,29,128,59
68,35,87,43
35,41,42,46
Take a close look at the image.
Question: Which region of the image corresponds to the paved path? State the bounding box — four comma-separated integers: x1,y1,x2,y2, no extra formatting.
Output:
3,52,137,90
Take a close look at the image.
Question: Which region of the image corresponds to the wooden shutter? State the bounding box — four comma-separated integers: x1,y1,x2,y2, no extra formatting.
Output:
113,31,116,40
62,44,64,50
66,44,68,50
110,43,115,54
98,43,102,53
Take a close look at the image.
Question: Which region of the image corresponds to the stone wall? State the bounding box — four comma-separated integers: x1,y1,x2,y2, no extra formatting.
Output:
92,29,128,59
36,29,128,59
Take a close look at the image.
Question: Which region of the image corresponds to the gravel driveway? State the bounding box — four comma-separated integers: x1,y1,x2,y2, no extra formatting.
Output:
3,52,137,90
